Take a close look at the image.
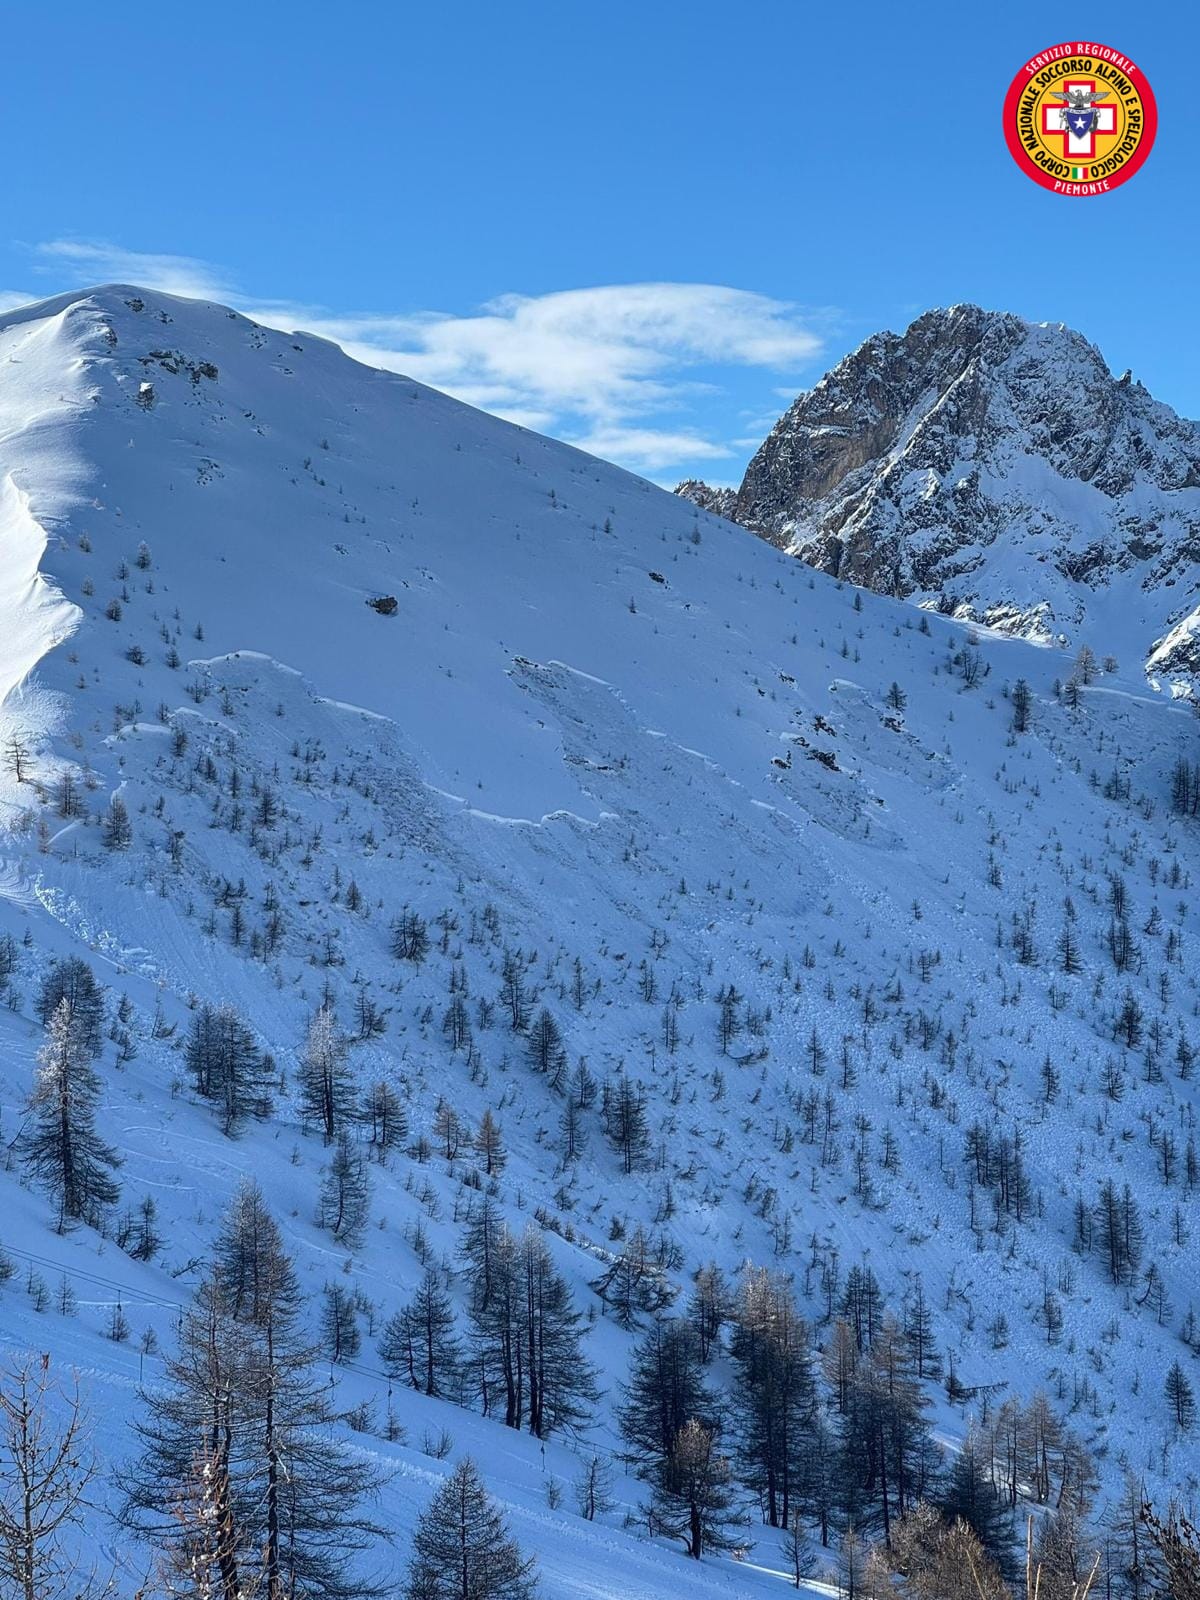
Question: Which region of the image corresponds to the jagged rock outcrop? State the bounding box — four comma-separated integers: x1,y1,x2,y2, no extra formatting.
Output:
673,478,738,520
681,305,1200,688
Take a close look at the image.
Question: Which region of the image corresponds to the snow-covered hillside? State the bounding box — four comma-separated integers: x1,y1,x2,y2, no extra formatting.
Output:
679,305,1200,693
0,285,1198,1595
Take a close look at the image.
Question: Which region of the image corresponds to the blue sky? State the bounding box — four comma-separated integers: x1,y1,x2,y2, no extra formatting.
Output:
2,1,1194,482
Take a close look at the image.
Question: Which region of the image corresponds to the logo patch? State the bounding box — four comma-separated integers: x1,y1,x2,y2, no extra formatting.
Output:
1003,42,1157,195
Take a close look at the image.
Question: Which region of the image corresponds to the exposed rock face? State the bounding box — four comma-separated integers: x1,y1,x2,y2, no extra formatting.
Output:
673,478,738,520
682,305,1200,689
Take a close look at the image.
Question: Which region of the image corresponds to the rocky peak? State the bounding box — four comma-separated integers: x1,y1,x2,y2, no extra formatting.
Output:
673,478,738,520
685,306,1200,691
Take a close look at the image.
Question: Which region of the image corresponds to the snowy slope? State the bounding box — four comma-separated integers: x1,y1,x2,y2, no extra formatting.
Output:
680,305,1200,692
1,286,1199,1592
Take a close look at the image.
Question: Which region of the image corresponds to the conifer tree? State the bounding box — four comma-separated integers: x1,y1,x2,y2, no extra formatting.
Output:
119,1273,256,1600
1166,1360,1196,1432
1034,1500,1100,1600
832,1312,935,1543
461,1194,501,1317
299,1006,354,1144
184,1003,273,1136
729,1267,815,1529
391,910,429,965
592,1224,674,1326
883,1503,1009,1600
902,1278,941,1379
3,732,30,784
101,794,133,849
558,1095,586,1164
797,1409,838,1548
620,1319,717,1484
1103,1472,1158,1600
475,1109,506,1176
938,1427,1013,1573
469,1224,597,1437
650,1419,743,1561
1095,1179,1144,1286
37,958,105,1059
604,1072,650,1173
380,1267,462,1397
321,1282,361,1363
0,1357,97,1600
574,1454,615,1522
1140,1501,1200,1600
688,1263,729,1364
405,1457,537,1599
1011,678,1032,734
783,1507,812,1588
318,1130,371,1245
359,1077,407,1153
839,1266,886,1352
21,1000,121,1227
525,1008,567,1088
121,1192,391,1599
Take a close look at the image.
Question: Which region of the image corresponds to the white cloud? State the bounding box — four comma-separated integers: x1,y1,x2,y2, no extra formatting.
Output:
238,283,822,433
568,426,733,474
22,241,825,474
33,240,235,302
0,288,36,312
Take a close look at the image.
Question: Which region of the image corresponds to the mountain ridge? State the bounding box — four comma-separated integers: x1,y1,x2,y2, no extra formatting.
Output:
677,303,1200,691
1,284,1198,1595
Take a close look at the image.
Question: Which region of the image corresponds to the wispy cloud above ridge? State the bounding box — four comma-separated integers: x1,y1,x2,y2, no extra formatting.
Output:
23,240,828,475
35,240,236,302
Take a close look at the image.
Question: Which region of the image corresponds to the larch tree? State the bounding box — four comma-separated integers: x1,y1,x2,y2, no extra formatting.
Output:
21,1000,121,1229
468,1223,596,1437
3,733,30,784
359,1077,407,1155
380,1267,462,1398
321,1282,361,1363
650,1418,743,1561
36,959,105,1060
318,1130,372,1245
184,1003,273,1137
1141,1502,1200,1600
1011,678,1032,734
121,1189,392,1600
475,1109,506,1176
729,1267,815,1531
1166,1361,1196,1433
298,1006,354,1144
461,1194,501,1319
405,1457,537,1600
832,1312,936,1545
118,1273,255,1600
592,1224,674,1327
938,1427,1014,1575
688,1262,729,1365
101,794,133,850
525,1008,567,1089
1095,1180,1144,1287
0,1358,97,1600
603,1073,650,1173
620,1318,717,1487
882,1502,1010,1600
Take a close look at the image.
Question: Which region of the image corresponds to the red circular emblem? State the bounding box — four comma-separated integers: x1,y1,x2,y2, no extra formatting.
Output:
1003,42,1157,195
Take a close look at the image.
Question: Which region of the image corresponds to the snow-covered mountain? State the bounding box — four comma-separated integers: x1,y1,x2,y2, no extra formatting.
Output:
678,305,1200,691
1,286,1199,1595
